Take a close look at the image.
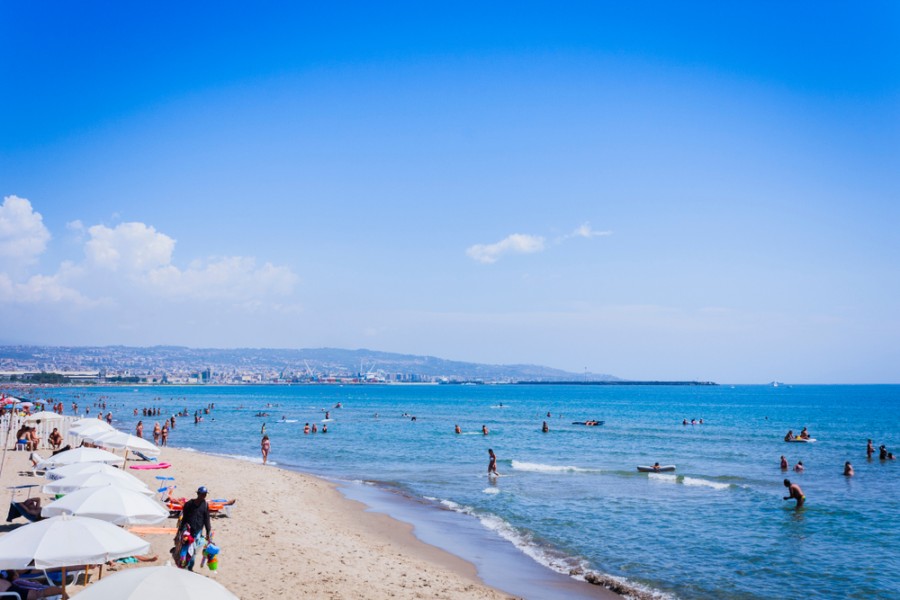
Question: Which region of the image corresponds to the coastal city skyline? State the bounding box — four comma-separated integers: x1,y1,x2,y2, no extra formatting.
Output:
2,4,898,384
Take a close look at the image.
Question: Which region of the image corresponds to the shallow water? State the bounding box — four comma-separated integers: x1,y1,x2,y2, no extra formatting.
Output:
40,384,900,599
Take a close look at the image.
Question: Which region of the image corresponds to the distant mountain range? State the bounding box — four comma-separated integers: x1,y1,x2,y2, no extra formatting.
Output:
0,345,620,383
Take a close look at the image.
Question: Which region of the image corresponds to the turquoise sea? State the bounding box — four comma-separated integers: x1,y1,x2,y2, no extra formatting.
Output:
36,384,900,599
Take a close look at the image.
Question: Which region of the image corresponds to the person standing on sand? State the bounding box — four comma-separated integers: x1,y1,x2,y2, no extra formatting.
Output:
136,421,143,438
177,486,212,570
261,434,270,465
783,479,805,508
488,448,499,476
153,422,161,445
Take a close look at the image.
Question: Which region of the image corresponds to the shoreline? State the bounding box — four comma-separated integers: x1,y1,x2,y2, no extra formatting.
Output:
0,443,622,599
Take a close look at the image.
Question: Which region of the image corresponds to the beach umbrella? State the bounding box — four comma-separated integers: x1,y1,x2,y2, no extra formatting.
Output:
36,447,125,469
69,418,113,430
44,462,130,482
70,565,239,599
42,484,168,525
84,430,160,456
0,514,151,598
43,472,151,496
24,411,65,423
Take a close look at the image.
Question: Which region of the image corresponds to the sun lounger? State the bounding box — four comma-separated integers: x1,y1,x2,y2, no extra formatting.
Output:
133,451,158,462
6,500,44,523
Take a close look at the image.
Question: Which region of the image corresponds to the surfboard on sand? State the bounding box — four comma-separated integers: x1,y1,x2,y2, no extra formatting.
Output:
637,465,676,473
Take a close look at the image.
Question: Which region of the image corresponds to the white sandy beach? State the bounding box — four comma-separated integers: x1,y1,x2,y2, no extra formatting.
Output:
1,446,520,599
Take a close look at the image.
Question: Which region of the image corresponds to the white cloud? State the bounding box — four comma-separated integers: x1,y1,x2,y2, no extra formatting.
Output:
0,195,51,263
145,256,298,300
563,222,612,240
85,222,175,272
0,272,96,306
466,233,546,264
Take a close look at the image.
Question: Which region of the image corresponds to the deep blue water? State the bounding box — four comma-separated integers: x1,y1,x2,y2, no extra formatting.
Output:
36,384,900,599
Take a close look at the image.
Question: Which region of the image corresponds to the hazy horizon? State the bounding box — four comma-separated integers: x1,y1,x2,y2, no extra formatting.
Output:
2,3,898,383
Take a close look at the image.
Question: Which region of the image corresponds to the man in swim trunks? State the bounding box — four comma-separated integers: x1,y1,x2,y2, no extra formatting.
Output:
783,479,805,508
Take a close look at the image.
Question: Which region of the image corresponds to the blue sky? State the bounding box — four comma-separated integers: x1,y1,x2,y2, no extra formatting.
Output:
1,2,898,382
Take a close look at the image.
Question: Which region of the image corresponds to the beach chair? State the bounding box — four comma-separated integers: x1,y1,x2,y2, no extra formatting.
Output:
134,451,158,462
6,500,44,523
155,476,176,501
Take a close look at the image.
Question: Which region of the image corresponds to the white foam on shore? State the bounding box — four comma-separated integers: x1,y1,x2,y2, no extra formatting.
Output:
482,487,500,495
511,460,598,474
436,499,591,581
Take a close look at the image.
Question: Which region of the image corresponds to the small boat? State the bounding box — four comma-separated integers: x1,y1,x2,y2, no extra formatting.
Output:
637,465,676,473
786,437,816,443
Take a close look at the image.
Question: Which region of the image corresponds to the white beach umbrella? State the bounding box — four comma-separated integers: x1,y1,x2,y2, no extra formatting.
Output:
24,411,66,423
70,565,239,599
0,514,151,568
43,472,151,496
44,461,129,481
84,429,160,455
42,484,168,525
69,418,114,432
36,447,125,469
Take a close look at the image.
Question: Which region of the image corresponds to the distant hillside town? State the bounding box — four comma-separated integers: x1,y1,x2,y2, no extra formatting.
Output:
0,345,621,385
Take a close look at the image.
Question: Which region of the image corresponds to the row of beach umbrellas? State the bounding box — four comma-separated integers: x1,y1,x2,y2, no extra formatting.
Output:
0,416,238,598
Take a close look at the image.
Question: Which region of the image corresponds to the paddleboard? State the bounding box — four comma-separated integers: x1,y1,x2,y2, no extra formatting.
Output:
130,462,172,470
572,421,605,426
637,465,676,473
786,438,816,443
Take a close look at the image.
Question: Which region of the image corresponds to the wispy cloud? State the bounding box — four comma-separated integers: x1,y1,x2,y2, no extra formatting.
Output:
466,233,546,264
558,222,612,242
467,222,611,264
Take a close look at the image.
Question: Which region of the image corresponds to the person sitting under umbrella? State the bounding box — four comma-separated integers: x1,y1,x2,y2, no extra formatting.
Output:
0,569,65,599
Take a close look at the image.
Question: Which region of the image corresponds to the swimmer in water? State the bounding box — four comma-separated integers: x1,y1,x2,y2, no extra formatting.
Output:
542,421,549,433
843,461,854,476
455,424,461,434
783,479,805,508
867,439,874,459
482,425,489,435
794,460,804,472
652,462,661,472
780,455,788,470
784,430,794,442
488,448,498,476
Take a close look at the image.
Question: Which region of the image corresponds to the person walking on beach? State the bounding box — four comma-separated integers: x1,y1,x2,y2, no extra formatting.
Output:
261,434,271,465
177,486,212,569
783,479,805,508
488,448,499,476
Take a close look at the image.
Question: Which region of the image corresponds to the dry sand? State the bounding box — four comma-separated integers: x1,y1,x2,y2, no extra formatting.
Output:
1,446,516,599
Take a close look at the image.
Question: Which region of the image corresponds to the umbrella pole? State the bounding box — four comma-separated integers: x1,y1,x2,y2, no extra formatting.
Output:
124,448,129,467
62,566,68,600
